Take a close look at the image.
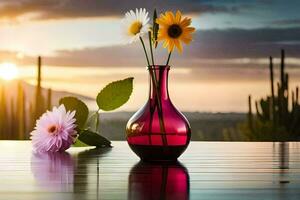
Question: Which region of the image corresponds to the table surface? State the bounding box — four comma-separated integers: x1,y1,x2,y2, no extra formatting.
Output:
0,141,299,200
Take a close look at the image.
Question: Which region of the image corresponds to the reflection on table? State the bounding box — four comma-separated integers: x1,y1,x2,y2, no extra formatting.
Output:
128,161,189,200
31,152,74,191
2,141,298,200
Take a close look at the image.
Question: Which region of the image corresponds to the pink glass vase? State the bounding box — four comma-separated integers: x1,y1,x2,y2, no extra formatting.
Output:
126,65,191,161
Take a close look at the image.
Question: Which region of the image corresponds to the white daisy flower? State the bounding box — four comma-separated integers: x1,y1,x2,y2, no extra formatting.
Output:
121,8,150,44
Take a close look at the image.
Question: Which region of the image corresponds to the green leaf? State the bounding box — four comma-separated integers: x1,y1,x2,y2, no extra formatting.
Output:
59,96,89,129
73,139,89,147
85,112,99,132
97,77,133,111
78,130,111,147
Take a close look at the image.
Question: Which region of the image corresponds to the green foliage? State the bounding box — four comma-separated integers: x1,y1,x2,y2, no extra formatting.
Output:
61,77,134,148
78,130,111,147
59,96,89,129
85,112,100,132
73,139,89,147
97,77,133,111
58,97,111,147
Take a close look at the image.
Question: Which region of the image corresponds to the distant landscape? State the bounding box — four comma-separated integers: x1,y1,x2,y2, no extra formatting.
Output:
0,80,247,141
99,112,247,141
0,0,300,143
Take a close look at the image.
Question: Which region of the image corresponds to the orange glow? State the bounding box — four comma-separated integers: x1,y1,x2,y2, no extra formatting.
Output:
0,62,19,81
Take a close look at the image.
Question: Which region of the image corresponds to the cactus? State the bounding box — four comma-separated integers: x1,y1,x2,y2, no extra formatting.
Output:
244,49,300,141
47,88,52,110
27,56,52,138
27,56,49,137
0,84,3,139
17,82,26,139
248,95,253,132
269,56,275,122
29,100,35,133
296,87,299,104
35,56,43,120
0,56,53,139
10,97,15,139
0,85,7,139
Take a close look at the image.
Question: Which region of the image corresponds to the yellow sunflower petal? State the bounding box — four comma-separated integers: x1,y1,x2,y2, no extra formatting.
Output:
168,41,175,52
180,17,192,27
163,40,170,48
181,30,193,38
184,27,196,33
156,18,168,26
157,13,173,26
175,10,182,24
155,10,196,53
157,27,168,40
181,36,192,44
165,11,175,23
174,39,183,53
165,14,174,25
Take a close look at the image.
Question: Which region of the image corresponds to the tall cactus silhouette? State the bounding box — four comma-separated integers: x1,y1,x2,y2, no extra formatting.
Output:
35,56,44,120
245,49,300,141
0,84,2,139
0,85,3,138
29,101,35,134
47,88,52,110
0,85,8,139
10,97,16,139
17,82,26,139
28,56,51,138
29,56,54,138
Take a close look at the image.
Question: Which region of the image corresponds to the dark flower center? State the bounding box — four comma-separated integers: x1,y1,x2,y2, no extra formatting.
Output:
168,24,182,38
48,125,58,135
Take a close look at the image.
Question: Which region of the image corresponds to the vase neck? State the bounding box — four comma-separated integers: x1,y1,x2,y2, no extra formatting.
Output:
148,65,170,101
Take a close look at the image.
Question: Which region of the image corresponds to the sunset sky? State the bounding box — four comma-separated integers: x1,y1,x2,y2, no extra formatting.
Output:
0,0,300,112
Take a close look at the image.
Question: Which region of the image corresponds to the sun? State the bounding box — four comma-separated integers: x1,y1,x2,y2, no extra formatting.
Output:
0,62,19,81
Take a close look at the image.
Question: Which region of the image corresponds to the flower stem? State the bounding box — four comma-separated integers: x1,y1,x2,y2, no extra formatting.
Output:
148,31,155,66
95,110,100,133
166,51,172,66
149,68,167,147
142,34,167,146
156,95,167,146
139,37,150,66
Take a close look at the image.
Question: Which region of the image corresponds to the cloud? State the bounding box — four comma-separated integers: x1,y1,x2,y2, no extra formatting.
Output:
5,27,300,68
272,19,300,26
183,27,300,59
0,0,247,20
47,27,300,66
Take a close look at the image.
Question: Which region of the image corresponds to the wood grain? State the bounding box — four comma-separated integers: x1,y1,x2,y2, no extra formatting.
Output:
0,141,299,200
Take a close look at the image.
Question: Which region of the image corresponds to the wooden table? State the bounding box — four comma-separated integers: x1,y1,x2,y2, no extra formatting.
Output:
0,141,299,200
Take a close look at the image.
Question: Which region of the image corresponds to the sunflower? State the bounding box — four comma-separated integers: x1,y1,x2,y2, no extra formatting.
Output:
156,11,195,53
121,8,150,44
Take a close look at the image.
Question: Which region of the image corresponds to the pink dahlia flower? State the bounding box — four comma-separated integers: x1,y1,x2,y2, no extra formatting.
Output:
30,105,77,153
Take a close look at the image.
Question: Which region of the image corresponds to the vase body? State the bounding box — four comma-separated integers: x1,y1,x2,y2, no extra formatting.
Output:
126,65,191,161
